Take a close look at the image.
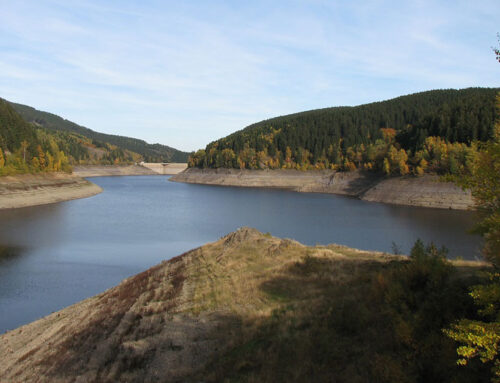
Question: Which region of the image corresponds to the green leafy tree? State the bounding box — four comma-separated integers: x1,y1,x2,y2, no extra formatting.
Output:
446,48,500,379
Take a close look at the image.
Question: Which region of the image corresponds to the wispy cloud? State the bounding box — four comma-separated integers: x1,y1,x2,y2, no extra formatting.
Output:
0,0,499,151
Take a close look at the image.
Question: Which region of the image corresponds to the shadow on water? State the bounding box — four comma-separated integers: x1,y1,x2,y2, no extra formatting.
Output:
0,245,22,263
0,203,65,248
382,202,483,259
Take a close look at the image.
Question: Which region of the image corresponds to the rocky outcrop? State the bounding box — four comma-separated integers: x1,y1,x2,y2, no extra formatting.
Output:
171,168,474,210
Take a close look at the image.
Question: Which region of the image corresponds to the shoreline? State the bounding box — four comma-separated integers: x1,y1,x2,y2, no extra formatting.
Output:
72,164,157,177
171,168,474,210
0,173,102,210
73,163,187,177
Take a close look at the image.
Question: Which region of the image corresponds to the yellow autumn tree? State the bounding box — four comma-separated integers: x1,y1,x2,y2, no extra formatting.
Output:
446,90,500,382
383,158,391,175
37,145,46,169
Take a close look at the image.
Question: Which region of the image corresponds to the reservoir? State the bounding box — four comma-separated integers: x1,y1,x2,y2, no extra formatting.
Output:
0,175,482,333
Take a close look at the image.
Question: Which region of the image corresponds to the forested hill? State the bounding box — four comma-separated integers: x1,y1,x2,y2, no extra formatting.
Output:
10,102,189,163
0,98,72,174
189,87,499,176
0,98,37,153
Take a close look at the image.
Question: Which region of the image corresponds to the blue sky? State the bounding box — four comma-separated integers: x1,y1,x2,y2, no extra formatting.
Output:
1,1,499,152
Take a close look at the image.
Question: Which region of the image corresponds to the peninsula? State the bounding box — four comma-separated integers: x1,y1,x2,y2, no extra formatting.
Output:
0,172,102,210
0,228,489,382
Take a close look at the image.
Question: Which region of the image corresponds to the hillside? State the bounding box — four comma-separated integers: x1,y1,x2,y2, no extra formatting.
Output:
0,98,38,153
189,88,498,176
10,101,189,163
0,228,491,382
0,99,72,175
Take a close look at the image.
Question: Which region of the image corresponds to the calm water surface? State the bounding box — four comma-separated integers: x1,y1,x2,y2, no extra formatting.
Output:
0,175,482,332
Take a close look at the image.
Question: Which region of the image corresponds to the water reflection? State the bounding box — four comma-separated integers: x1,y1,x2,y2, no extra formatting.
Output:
382,203,483,260
0,203,64,248
0,245,22,263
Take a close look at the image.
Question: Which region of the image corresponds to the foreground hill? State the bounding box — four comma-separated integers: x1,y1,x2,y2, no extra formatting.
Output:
0,228,491,382
190,88,498,176
9,101,189,163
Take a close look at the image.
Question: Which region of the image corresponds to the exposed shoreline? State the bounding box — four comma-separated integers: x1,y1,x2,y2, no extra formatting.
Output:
171,168,474,210
72,163,188,177
72,164,157,177
0,163,187,210
0,173,102,210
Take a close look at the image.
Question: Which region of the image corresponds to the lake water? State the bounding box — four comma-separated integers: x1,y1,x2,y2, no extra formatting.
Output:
0,175,482,332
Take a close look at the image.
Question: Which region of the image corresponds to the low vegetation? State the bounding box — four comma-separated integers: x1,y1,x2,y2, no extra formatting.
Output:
197,235,491,383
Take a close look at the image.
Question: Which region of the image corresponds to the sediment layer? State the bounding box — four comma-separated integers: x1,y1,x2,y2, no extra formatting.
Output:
0,173,102,209
73,163,188,177
72,165,157,177
171,168,473,210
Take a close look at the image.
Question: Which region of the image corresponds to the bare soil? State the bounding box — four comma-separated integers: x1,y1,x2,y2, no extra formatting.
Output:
0,173,102,209
171,168,474,210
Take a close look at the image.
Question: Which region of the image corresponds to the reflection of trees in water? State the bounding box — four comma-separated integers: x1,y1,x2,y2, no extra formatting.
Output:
384,204,483,259
0,203,64,248
0,245,21,262
385,204,479,231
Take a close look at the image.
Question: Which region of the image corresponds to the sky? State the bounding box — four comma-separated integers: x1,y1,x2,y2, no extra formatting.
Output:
1,1,499,152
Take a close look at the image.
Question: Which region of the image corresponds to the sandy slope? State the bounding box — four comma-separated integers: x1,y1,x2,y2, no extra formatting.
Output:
72,165,157,177
171,168,474,210
0,173,102,209
73,163,187,177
